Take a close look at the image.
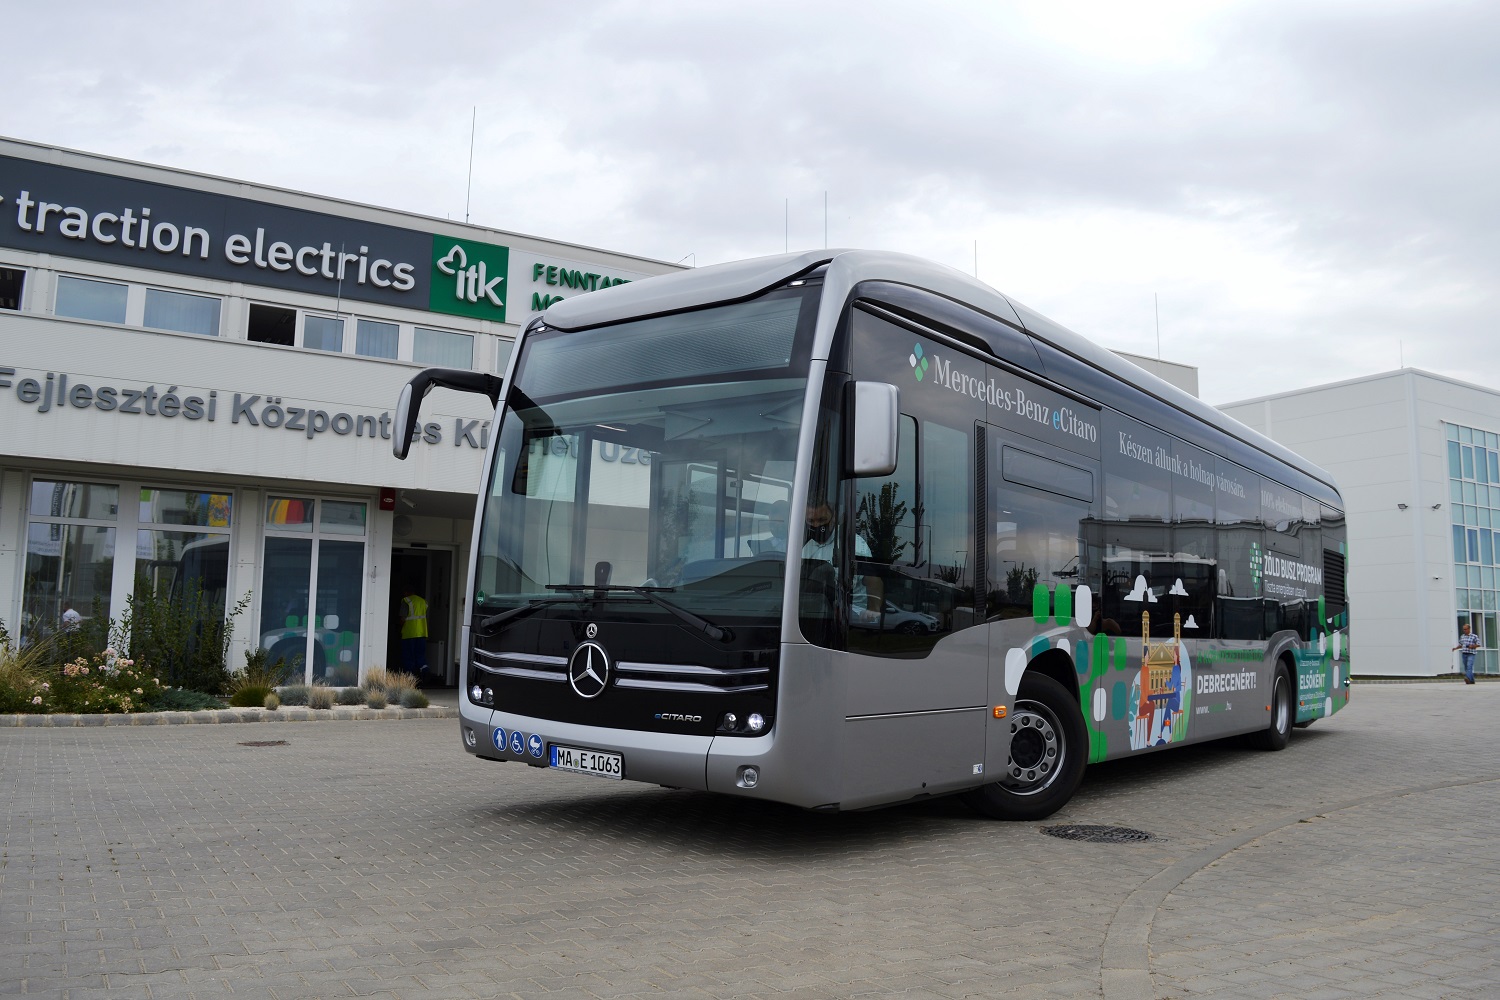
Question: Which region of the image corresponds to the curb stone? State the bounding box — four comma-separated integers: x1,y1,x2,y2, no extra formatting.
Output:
0,704,458,727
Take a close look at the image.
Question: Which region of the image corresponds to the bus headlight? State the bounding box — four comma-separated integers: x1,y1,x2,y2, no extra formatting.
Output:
747,713,765,733
718,712,738,732
470,684,483,702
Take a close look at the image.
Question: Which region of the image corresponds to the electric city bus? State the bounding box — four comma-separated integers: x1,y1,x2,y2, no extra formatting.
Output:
393,250,1350,820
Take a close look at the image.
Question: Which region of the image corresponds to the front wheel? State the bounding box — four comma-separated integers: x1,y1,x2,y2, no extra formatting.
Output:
963,672,1087,821
1246,663,1293,751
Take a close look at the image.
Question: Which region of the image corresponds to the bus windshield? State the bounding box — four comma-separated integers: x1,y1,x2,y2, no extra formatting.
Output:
474,287,817,626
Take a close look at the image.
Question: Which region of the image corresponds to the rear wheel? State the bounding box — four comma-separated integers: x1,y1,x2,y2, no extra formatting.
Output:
1246,663,1293,751
963,672,1087,821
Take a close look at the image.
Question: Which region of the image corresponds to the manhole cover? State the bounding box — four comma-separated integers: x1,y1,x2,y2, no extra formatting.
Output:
1041,824,1158,844
238,740,289,747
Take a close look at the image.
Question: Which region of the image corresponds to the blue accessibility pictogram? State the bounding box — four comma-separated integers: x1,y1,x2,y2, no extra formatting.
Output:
528,733,544,758
492,727,507,750
509,731,525,755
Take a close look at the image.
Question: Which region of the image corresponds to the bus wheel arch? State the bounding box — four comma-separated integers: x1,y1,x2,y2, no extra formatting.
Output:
965,666,1087,821
1246,656,1294,751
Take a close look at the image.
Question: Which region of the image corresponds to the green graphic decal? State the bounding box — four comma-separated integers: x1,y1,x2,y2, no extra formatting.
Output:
1249,541,1263,591
1054,584,1073,625
909,343,930,381
1032,582,1049,623
429,236,509,321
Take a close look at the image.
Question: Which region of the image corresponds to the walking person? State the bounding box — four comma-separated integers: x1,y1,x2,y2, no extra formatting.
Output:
1453,623,1481,685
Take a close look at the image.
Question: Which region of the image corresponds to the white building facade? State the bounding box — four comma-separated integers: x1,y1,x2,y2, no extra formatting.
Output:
0,137,678,685
1221,369,1499,678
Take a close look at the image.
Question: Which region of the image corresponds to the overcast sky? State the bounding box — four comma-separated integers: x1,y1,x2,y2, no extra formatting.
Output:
5,0,1496,403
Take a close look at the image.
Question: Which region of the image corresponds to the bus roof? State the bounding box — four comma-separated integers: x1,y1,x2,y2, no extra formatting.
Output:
542,250,1340,501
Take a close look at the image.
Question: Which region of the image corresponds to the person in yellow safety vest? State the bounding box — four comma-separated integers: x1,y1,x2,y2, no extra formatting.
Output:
399,583,430,681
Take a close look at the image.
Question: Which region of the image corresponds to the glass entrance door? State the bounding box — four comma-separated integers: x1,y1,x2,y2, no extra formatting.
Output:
259,497,367,685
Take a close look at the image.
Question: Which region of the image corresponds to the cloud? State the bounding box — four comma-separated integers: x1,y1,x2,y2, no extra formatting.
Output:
6,1,1500,402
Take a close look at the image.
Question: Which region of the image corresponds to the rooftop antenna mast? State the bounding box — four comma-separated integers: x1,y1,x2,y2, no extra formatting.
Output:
465,107,476,224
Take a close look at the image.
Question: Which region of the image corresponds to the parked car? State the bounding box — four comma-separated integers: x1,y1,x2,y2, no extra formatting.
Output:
856,601,940,634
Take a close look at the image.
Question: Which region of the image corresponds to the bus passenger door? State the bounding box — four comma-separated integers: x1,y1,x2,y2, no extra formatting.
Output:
983,428,1100,774
839,308,990,808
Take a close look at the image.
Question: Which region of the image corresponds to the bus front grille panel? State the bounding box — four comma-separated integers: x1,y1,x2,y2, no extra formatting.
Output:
472,649,568,682
472,649,770,693
614,661,770,694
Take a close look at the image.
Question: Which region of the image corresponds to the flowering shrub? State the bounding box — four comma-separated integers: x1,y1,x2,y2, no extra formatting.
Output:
27,648,165,714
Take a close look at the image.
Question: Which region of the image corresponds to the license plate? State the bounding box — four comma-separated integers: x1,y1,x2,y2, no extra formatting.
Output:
549,744,624,780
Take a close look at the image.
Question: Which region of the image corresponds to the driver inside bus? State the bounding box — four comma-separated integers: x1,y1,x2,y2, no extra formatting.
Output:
802,497,880,625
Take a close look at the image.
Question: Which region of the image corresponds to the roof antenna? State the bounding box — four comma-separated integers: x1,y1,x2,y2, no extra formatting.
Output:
1154,292,1161,359
465,106,476,224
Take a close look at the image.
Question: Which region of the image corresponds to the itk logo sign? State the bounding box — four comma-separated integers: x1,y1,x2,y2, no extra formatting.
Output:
430,236,509,322
909,343,930,381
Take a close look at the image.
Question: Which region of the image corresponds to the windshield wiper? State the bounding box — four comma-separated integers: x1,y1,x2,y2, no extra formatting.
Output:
547,584,734,643
477,595,586,633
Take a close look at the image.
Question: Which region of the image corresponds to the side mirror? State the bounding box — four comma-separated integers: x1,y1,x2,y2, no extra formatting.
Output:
847,381,899,477
393,368,504,460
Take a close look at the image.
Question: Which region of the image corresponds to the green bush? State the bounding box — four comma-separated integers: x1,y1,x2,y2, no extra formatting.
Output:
365,690,388,709
307,685,335,710
399,689,430,709
0,638,52,713
29,647,164,714
335,686,364,705
121,583,249,694
149,687,225,711
279,683,310,706
263,692,281,710
229,685,272,708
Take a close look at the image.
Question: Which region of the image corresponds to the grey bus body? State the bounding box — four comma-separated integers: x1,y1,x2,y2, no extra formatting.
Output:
398,249,1350,819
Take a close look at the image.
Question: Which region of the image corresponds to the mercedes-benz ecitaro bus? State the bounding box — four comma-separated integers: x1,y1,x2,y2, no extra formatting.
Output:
393,250,1350,820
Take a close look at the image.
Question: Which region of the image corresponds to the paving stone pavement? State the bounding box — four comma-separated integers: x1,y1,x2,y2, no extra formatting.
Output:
1,683,1495,999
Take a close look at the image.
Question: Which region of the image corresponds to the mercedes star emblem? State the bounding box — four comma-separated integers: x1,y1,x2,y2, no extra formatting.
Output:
568,641,611,699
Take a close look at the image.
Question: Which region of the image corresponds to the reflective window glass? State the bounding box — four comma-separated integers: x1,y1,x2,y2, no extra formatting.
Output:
355,319,398,359
139,489,232,527
266,496,316,531
134,530,229,610
1449,441,1463,478
320,501,367,536
144,288,220,336
414,327,474,368
22,522,115,642
1463,446,1475,480
29,481,119,520
304,315,344,352
56,275,127,324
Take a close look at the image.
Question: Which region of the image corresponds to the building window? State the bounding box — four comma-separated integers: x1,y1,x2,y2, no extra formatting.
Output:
260,497,367,686
144,288,221,337
304,314,344,352
55,275,128,324
414,327,474,368
247,303,296,346
0,266,24,310
355,319,398,359
1449,421,1500,675
135,489,234,653
22,480,120,642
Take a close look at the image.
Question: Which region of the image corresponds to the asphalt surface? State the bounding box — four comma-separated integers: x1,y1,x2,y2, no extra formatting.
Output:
2,683,1495,999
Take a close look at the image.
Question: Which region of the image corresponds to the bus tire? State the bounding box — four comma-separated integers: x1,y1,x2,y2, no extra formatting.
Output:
1246,663,1294,751
963,672,1087,821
